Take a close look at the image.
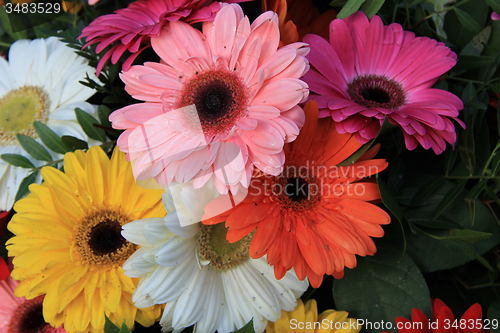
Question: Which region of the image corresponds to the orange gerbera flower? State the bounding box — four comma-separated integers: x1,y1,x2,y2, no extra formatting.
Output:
262,0,337,45
203,101,390,287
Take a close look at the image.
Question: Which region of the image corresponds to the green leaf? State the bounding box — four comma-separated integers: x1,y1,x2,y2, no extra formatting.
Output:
404,179,500,272
486,0,500,14
377,178,407,255
455,55,496,70
444,145,459,176
97,105,113,130
16,134,52,162
231,319,255,333
360,0,385,18
332,243,432,332
454,8,482,33
103,315,120,333
414,5,434,38
465,198,476,226
330,0,348,7
0,7,27,40
411,178,444,206
488,301,500,333
75,108,106,142
337,0,367,19
14,171,38,202
497,94,500,138
61,136,89,152
466,178,487,199
458,118,476,175
0,154,35,169
462,82,476,103
119,321,131,333
426,228,492,243
33,121,70,154
460,27,491,56
464,247,494,271
431,179,467,221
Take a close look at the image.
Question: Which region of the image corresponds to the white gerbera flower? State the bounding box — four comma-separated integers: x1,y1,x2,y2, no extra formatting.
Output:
122,180,309,333
0,37,100,211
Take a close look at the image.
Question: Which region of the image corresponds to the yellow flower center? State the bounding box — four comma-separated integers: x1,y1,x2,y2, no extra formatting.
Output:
0,86,50,144
198,223,253,271
75,209,136,270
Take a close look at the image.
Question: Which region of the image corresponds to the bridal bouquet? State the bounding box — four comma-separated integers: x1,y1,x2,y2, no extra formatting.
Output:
0,0,499,332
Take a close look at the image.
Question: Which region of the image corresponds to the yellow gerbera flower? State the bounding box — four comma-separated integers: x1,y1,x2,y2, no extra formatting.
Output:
7,146,165,333
266,299,361,333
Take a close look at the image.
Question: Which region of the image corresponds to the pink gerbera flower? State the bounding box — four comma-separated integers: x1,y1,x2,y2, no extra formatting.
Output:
79,0,247,76
109,3,309,193
303,11,464,154
0,277,66,333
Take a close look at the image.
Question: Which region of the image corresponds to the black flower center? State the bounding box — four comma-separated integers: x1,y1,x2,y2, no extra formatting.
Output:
347,74,405,109
20,303,45,333
179,70,248,138
76,209,136,268
9,296,49,333
285,177,310,202
89,219,126,256
197,83,231,122
361,87,390,104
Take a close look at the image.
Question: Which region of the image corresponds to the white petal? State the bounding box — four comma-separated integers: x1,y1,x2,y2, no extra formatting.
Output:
172,267,209,328
164,211,200,238
155,235,196,266
121,218,155,246
148,257,199,303
143,216,174,245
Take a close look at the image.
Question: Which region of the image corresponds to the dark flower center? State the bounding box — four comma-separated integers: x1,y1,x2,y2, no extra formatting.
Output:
198,83,231,122
76,209,136,268
285,177,310,202
347,75,405,109
269,166,321,212
89,219,126,256
20,304,45,333
361,87,390,104
179,70,248,138
9,296,50,333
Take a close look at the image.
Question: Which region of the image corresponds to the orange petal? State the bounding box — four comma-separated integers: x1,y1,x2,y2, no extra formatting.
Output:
249,215,282,258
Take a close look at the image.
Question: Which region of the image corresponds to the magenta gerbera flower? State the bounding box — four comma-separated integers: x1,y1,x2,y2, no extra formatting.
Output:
303,11,464,154
109,3,310,193
79,0,247,76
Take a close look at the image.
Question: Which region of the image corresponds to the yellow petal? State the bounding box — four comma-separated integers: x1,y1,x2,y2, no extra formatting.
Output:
57,265,88,295
85,146,109,206
41,166,77,191
116,267,136,294
84,272,99,310
90,289,105,331
100,269,122,313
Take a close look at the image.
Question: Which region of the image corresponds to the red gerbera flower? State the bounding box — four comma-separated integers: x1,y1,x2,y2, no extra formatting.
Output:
384,299,488,333
202,101,390,287
303,11,464,154
79,0,248,76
